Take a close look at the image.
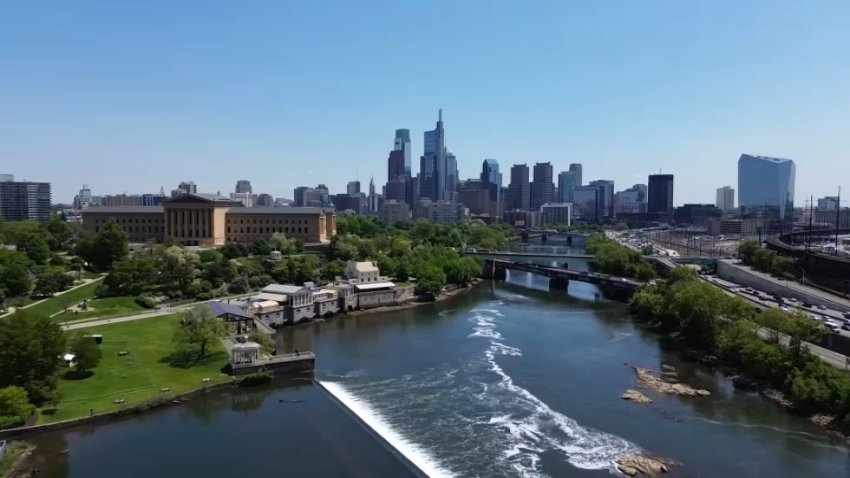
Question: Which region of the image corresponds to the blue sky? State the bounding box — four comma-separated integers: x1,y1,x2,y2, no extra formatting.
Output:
2,0,848,205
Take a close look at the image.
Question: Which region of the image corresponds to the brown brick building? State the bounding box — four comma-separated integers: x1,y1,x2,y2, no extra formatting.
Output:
81,193,335,246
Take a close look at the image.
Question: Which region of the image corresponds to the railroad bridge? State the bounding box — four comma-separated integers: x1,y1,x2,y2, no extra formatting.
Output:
482,258,644,301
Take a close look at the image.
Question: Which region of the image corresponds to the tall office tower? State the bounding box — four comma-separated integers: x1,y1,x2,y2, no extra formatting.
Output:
647,174,674,216
73,184,94,210
737,154,796,221
235,180,252,194
715,186,735,213
569,163,583,187
557,171,576,203
420,110,448,201
573,185,600,223
347,181,361,195
445,151,458,201
256,193,274,207
394,129,412,177
293,186,309,207
0,178,51,221
614,184,648,214
589,179,615,219
506,164,531,210
481,159,503,218
530,162,555,209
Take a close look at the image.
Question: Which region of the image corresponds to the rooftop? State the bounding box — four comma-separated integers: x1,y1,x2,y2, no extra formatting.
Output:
741,154,795,164
207,301,253,320
262,284,308,295
83,206,164,214
354,281,397,291
350,261,378,273
227,206,326,215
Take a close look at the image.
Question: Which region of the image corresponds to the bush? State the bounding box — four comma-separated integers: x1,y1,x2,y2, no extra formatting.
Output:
195,292,212,301
239,372,272,387
135,295,157,309
0,385,34,429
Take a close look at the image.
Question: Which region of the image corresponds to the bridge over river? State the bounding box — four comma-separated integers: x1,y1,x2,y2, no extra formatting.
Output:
482,258,645,301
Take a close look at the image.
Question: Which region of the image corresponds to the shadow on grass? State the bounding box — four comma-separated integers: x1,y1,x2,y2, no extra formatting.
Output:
159,349,228,369
63,370,94,380
41,408,58,416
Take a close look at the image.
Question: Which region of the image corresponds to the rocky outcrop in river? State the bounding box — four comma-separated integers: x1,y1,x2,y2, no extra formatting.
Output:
633,367,710,397
621,389,653,404
616,454,676,477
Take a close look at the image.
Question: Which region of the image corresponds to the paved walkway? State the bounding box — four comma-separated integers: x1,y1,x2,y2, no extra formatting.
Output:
0,276,104,319
61,308,177,330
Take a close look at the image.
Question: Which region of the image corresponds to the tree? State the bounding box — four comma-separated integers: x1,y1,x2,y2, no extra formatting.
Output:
738,240,761,265
156,246,196,297
33,270,73,297
76,219,129,271
174,308,228,358
69,334,103,373
0,311,65,405
413,263,446,295
445,257,480,285
220,243,249,259
104,255,158,295
18,234,50,264
247,330,276,355
250,240,272,256
0,386,34,429
0,250,32,297
43,214,76,250
319,259,346,282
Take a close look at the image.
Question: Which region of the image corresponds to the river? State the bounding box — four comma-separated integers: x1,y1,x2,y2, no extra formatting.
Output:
21,252,850,477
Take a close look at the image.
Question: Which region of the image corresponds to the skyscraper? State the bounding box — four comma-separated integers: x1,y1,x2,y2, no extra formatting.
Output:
530,162,554,209
569,163,583,187
573,185,600,223
235,180,252,194
481,159,503,218
347,181,361,195
589,179,615,219
715,186,735,213
507,164,530,211
737,154,795,221
0,177,51,221
647,174,674,216
557,171,576,203
419,110,452,201
393,129,411,177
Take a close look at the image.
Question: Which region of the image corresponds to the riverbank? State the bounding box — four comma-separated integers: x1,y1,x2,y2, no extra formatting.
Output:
0,441,34,478
344,279,484,318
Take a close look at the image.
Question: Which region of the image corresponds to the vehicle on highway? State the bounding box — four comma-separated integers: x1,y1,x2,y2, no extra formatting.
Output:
780,306,791,312
786,297,798,303
842,324,850,332
802,302,813,308
843,318,850,327
816,304,827,310
825,321,841,332
845,312,850,320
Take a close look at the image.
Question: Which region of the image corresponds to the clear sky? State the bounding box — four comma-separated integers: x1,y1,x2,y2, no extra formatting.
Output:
2,0,848,205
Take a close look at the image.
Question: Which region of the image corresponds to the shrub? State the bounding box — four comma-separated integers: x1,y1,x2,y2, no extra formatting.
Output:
239,372,272,387
195,292,212,301
135,295,157,309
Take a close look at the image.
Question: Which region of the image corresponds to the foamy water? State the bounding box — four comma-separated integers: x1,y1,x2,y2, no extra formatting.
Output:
320,381,455,478
470,311,641,475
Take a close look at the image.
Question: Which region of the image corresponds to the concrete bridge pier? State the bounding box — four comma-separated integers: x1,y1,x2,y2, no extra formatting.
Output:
482,259,507,281
549,277,569,291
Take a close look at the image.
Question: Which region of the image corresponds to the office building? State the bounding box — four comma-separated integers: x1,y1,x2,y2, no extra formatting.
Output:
506,164,530,211
716,186,735,213
573,186,600,223
457,180,490,216
81,192,336,245
673,204,722,226
420,110,449,201
171,181,197,198
378,200,411,226
614,184,647,214
589,179,614,219
73,185,96,210
737,154,795,222
256,193,274,207
557,171,576,203
569,163,583,187
235,180,252,194
530,162,555,210
294,185,330,208
347,181,361,195
817,196,839,211
540,203,572,226
480,159,503,220
333,193,363,214
0,178,52,221
385,177,409,204
393,129,411,177
647,174,674,216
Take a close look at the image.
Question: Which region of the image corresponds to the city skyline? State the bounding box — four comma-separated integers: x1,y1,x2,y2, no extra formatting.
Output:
2,1,848,203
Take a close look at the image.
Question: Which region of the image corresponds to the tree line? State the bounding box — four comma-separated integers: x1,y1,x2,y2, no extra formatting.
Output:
629,267,850,432
586,236,657,280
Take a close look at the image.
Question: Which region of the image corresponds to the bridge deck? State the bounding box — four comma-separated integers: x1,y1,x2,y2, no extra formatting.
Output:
487,259,645,290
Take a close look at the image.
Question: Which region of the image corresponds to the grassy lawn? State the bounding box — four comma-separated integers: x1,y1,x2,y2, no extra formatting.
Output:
80,270,103,280
54,295,147,321
40,314,232,424
16,279,103,319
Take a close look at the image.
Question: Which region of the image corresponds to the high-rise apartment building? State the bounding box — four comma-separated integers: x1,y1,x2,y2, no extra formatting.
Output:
73,184,95,210
647,174,674,216
569,163,583,187
737,154,795,221
0,176,52,221
589,179,614,219
716,186,735,213
557,171,576,203
530,162,555,210
235,180,252,194
507,164,530,211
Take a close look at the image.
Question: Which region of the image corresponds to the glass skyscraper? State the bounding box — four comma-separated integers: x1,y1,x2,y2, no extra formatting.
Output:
737,154,795,221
